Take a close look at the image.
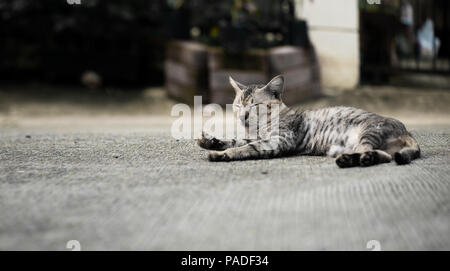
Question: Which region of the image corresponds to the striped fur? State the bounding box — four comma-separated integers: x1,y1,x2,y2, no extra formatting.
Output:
197,75,420,167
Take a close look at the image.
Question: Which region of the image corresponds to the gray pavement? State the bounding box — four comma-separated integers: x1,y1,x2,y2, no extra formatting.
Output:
0,122,449,250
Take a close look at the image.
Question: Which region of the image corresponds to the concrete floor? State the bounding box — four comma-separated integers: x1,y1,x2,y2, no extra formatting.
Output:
0,85,449,250
0,122,449,250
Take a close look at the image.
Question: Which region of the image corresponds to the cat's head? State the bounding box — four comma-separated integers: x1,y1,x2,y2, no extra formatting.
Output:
229,75,284,125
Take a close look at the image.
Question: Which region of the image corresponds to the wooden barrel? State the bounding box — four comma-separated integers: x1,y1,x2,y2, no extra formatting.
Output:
165,41,321,106
164,41,209,104
268,46,321,105
208,47,269,105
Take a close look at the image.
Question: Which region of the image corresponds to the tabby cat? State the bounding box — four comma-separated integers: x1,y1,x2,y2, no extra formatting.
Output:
197,75,420,167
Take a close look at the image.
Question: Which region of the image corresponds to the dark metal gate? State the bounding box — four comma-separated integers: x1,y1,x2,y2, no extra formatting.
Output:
360,0,450,83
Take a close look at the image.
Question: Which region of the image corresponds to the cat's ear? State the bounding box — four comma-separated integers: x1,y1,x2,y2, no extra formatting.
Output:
229,76,246,93
261,75,284,97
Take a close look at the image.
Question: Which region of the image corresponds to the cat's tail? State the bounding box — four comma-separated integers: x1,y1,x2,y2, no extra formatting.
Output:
394,134,420,165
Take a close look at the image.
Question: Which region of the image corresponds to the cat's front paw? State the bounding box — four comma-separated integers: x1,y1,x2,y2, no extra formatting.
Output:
197,132,226,150
208,151,231,162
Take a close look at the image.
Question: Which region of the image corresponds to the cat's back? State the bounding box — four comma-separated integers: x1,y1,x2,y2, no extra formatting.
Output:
304,105,388,127
279,106,377,134
306,106,374,120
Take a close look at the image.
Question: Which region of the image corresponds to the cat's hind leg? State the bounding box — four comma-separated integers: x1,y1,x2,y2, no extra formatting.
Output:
392,134,420,165
360,150,392,167
335,153,361,168
336,144,392,168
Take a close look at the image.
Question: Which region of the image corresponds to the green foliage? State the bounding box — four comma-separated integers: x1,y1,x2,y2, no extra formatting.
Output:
187,0,295,53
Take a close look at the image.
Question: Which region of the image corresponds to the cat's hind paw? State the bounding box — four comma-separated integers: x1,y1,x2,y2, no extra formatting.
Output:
336,153,361,168
360,151,380,167
208,151,231,162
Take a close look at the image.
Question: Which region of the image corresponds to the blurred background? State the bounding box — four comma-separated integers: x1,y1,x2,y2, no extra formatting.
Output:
1,0,450,251
0,0,449,122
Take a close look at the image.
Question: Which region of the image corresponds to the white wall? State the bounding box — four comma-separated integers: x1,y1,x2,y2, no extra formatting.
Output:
295,0,360,89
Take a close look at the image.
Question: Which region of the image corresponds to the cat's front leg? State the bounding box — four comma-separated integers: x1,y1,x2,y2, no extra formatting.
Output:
208,135,294,162
197,131,254,150
197,131,227,150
